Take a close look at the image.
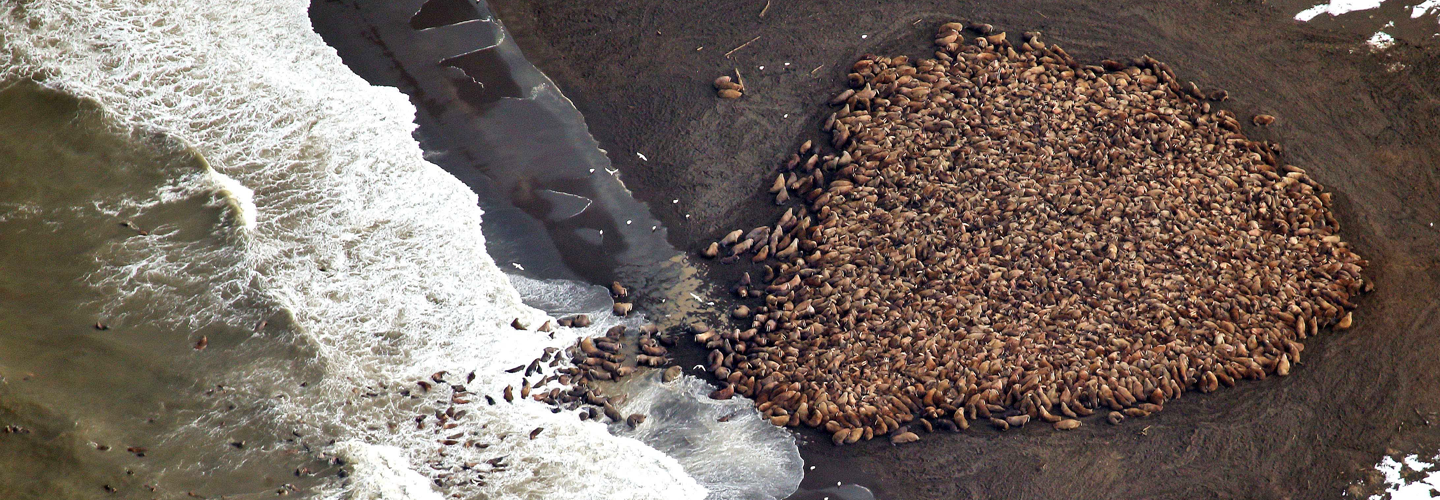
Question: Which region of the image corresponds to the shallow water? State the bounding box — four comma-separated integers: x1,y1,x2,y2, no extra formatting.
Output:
0,79,329,498
0,0,800,498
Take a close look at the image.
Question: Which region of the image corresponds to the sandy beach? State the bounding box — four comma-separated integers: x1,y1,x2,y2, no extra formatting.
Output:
483,1,1440,498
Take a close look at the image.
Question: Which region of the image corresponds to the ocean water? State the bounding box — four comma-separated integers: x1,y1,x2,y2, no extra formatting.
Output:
0,0,798,498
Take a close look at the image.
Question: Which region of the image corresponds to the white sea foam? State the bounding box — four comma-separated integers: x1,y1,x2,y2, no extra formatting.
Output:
508,275,805,500
335,443,446,500
206,167,258,229
609,374,804,500
0,0,744,498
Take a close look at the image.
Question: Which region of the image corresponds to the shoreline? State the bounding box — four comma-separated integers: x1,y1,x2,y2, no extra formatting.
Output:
306,1,812,497
483,0,1440,498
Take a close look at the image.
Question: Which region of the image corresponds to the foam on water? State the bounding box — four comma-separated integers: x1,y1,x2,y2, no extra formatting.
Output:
206,166,258,229
0,0,794,497
335,443,446,500
508,275,805,500
608,374,804,500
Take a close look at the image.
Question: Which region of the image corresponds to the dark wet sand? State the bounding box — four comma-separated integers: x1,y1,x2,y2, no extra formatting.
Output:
480,1,1440,498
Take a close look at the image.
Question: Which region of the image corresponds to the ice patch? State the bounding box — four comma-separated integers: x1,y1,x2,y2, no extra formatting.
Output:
1368,453,1440,499
1368,31,1397,49
1413,0,1440,18
1295,0,1385,21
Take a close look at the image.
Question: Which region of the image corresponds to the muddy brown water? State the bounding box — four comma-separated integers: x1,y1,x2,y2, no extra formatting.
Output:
0,80,336,498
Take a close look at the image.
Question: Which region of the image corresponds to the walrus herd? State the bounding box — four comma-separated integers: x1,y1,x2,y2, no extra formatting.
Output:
697,22,1370,443
430,21,1370,454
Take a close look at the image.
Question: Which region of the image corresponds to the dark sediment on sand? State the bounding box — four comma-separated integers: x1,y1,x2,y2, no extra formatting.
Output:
481,0,1440,498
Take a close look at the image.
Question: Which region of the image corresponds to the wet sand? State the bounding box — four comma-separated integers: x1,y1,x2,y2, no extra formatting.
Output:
480,1,1440,498
310,0,689,292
